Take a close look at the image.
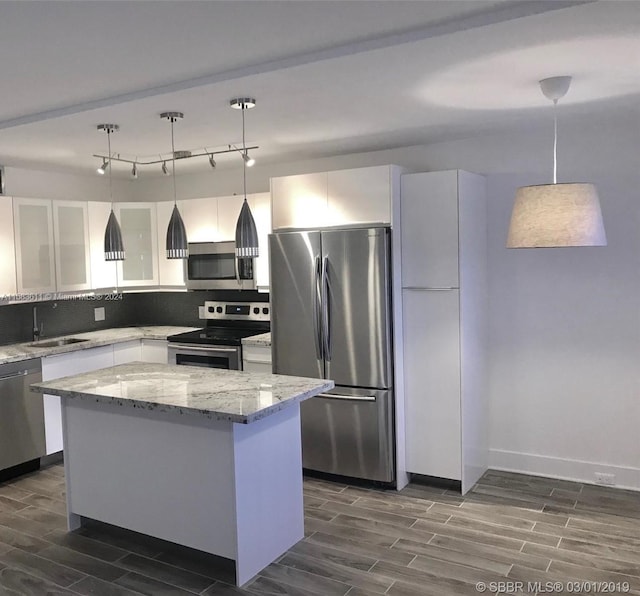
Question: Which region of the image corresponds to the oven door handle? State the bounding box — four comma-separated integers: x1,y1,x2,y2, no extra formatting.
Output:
168,344,239,353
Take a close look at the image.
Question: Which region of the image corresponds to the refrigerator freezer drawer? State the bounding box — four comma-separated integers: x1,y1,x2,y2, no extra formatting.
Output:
301,387,394,483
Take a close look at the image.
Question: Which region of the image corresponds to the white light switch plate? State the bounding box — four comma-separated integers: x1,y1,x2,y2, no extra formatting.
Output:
94,307,105,322
198,306,205,319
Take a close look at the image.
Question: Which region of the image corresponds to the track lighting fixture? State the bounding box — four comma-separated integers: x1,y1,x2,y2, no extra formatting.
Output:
507,76,606,248
97,124,125,262
161,161,170,176
97,159,109,175
230,97,259,258
242,152,255,167
208,154,216,169
161,112,188,260
131,162,138,179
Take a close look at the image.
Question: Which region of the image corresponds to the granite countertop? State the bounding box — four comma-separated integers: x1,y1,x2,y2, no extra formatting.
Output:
242,332,271,347
32,362,333,424
0,326,199,365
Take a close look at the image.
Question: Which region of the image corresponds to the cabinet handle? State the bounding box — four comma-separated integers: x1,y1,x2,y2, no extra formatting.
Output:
243,358,271,364
402,287,458,291
317,392,376,402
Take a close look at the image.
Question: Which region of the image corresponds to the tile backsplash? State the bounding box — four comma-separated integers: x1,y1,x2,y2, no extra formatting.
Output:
0,290,268,346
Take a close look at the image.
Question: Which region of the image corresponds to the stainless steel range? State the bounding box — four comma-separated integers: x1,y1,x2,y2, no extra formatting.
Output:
167,301,270,370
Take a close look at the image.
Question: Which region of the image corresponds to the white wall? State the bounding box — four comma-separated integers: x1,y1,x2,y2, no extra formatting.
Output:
3,165,136,202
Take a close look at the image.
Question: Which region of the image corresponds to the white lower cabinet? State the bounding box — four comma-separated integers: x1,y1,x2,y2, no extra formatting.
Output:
242,344,272,373
140,339,168,363
41,345,114,454
113,340,142,364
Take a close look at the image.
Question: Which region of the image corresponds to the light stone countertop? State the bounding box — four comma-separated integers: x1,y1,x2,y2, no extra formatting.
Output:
241,332,271,347
32,362,333,424
0,326,199,365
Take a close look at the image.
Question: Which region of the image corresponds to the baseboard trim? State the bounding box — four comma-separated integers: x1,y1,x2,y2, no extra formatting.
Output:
489,449,640,491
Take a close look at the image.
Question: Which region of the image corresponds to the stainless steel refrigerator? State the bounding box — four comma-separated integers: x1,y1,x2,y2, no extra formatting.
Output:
269,225,395,483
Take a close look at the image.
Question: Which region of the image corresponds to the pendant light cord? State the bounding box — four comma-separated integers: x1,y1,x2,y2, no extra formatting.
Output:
170,118,177,206
242,105,247,200
553,99,558,185
107,129,114,206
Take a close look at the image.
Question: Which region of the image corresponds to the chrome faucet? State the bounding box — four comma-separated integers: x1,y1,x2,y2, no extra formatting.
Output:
32,306,43,341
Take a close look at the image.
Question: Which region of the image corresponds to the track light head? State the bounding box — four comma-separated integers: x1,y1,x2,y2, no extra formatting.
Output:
242,152,255,167
209,154,216,169
161,161,170,175
97,159,109,175
131,163,138,179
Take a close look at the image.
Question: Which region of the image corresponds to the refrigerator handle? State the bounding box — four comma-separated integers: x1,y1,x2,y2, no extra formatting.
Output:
313,256,323,361
321,255,331,361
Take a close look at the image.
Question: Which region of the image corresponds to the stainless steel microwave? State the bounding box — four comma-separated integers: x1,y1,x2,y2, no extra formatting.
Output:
185,241,256,290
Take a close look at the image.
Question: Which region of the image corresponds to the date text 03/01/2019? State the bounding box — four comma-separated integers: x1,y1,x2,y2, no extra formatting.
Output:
476,581,631,593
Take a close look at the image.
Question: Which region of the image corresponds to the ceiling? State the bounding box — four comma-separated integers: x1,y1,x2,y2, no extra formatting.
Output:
0,0,638,178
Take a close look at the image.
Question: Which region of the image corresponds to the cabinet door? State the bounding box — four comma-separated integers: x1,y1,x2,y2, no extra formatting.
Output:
180,197,218,242
248,192,272,290
41,345,114,454
141,339,168,364
271,172,328,230
156,201,186,287
0,197,17,297
53,201,91,292
87,202,118,290
403,288,461,480
328,166,391,225
216,195,245,241
13,198,56,294
242,344,272,373
113,340,142,364
115,203,159,286
401,171,459,289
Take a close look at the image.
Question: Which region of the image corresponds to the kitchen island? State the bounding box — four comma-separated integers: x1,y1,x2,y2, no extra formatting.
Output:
32,362,333,586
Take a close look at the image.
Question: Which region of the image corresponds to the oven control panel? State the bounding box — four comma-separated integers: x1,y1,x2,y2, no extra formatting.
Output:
203,301,270,322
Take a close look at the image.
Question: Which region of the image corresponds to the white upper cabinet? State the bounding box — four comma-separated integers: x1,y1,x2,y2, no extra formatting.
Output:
13,197,56,294
115,203,159,287
216,195,245,241
179,197,218,243
271,172,328,230
328,166,392,226
401,171,459,289
271,166,399,231
156,201,185,287
52,201,91,292
87,202,118,290
0,197,17,297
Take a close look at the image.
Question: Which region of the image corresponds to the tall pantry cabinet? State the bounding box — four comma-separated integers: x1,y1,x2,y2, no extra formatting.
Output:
401,170,488,494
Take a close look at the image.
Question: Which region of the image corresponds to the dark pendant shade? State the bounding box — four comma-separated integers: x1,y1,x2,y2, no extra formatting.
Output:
166,204,188,259
235,198,259,258
104,209,125,261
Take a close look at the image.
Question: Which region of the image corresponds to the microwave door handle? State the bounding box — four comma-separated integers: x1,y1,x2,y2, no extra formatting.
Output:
313,256,323,360
321,256,331,361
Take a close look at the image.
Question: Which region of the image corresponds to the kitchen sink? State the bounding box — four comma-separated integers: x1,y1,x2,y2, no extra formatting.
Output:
29,337,90,348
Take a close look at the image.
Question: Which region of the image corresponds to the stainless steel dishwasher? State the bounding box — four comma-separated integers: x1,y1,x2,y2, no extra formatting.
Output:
0,358,46,472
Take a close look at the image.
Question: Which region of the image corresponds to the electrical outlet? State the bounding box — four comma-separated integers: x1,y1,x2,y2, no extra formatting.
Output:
594,472,615,485
94,307,105,322
198,306,205,319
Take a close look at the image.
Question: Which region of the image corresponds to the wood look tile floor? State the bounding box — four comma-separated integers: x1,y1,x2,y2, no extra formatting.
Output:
0,465,639,595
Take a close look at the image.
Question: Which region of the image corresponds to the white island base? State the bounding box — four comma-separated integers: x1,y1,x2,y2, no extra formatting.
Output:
61,397,304,587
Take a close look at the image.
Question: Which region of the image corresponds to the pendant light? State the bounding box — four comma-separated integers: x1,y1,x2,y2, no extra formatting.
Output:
98,124,125,261
161,112,188,259
230,97,259,258
507,76,606,248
